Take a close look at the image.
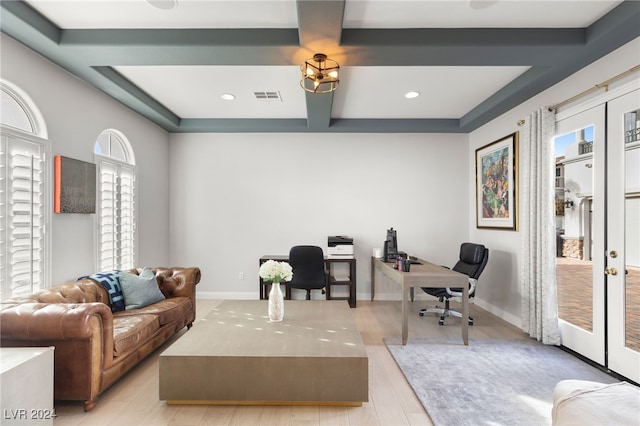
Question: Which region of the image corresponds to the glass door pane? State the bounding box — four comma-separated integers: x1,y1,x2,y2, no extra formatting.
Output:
555,126,595,331
624,107,640,352
554,104,606,365
625,195,639,352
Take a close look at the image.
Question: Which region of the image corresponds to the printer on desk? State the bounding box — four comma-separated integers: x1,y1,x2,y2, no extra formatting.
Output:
327,236,354,258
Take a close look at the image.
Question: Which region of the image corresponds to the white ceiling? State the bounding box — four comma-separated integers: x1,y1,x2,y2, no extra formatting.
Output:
26,0,620,29
7,0,632,132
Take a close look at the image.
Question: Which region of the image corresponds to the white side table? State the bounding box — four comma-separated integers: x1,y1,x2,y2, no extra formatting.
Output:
1,347,55,425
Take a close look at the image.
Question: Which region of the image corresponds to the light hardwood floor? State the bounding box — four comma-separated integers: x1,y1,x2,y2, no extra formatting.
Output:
53,299,530,426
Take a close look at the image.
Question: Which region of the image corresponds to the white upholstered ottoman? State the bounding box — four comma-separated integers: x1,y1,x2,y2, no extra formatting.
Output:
552,379,640,426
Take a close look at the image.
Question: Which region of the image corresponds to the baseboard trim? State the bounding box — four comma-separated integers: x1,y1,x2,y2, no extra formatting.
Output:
167,400,363,407
474,298,522,329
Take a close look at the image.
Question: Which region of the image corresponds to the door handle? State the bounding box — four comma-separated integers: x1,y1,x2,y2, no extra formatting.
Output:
605,268,618,276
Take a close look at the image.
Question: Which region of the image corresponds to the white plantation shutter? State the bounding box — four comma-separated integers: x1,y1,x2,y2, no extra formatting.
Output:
0,133,49,299
118,167,135,268
97,159,136,271
0,139,4,291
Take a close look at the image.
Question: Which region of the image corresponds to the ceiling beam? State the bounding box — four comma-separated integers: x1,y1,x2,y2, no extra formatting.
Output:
8,27,596,67
296,0,345,48
296,0,345,130
175,118,460,134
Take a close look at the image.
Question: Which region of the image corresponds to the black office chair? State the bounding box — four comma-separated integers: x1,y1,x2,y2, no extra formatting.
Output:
419,242,489,326
288,245,327,300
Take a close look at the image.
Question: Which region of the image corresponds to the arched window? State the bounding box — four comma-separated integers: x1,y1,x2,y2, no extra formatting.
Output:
0,80,51,299
94,129,137,271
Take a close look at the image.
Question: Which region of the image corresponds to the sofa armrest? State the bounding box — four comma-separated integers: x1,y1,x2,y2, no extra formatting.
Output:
153,267,201,299
1,302,115,405
1,302,113,340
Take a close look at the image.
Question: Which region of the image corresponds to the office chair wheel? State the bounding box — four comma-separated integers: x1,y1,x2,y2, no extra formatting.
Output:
419,311,425,317
438,318,445,326
468,317,474,326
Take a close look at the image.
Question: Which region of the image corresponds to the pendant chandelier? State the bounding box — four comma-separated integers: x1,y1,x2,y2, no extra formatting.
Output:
300,53,340,94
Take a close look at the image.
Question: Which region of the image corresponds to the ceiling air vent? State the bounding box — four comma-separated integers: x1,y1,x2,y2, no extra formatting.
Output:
254,91,282,102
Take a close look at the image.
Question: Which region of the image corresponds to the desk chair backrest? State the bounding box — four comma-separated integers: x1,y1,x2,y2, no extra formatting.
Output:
453,242,489,282
288,246,326,299
419,242,489,325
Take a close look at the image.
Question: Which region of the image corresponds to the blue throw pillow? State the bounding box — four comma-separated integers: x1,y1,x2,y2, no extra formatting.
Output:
119,268,165,310
81,271,125,312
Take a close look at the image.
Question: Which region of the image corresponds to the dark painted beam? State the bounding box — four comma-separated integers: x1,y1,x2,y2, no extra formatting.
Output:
176,118,310,133
0,1,181,130
93,67,180,127
304,92,334,130
296,0,345,47
61,29,302,66
460,0,640,132
326,118,460,133
341,28,586,66
175,118,460,133
296,0,345,130
460,67,553,131
15,27,594,67
0,0,60,44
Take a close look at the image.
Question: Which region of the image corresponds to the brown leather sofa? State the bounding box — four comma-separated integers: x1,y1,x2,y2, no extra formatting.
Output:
0,267,201,411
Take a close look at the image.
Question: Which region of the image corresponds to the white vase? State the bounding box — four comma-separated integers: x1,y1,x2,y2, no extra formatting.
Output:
268,282,284,322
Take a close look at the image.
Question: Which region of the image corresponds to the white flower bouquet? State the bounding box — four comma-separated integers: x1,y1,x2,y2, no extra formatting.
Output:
259,259,293,283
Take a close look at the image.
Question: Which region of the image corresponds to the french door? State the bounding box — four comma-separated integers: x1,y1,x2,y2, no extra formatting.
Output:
606,90,640,382
554,88,640,383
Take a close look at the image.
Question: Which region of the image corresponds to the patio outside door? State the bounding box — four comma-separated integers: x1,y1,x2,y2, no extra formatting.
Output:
554,89,640,383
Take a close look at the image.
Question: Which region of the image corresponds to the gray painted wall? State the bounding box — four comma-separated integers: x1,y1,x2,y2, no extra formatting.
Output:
1,34,171,283
168,132,469,300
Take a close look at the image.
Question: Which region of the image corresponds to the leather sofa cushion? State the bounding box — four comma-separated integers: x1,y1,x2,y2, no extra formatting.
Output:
113,297,192,326
112,314,159,356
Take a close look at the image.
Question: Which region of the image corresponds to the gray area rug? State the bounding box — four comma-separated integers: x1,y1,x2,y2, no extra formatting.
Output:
385,337,617,426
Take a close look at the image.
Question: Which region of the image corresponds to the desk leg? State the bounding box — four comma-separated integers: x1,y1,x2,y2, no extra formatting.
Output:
462,284,469,345
402,284,409,345
370,257,375,301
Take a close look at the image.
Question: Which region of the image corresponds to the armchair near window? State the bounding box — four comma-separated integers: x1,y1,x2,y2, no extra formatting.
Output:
419,243,489,325
288,245,327,300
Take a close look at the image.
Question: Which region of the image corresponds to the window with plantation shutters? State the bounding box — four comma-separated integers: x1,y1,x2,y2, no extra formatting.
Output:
95,130,136,272
1,80,50,300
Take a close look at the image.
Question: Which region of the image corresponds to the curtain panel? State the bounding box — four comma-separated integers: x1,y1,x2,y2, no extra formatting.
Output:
520,107,561,345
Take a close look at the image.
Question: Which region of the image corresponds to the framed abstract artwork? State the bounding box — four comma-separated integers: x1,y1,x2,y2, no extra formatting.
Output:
475,132,519,230
54,155,96,214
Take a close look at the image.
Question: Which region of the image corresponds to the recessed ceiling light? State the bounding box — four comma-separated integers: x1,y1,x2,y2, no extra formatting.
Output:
147,0,178,10
221,94,236,101
405,91,420,99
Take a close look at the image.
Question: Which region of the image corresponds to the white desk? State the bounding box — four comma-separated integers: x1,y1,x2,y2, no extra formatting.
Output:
371,257,469,345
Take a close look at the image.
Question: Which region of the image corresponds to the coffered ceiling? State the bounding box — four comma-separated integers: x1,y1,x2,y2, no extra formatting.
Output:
1,0,639,133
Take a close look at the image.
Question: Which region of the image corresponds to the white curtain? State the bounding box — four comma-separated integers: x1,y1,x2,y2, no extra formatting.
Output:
520,107,561,345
